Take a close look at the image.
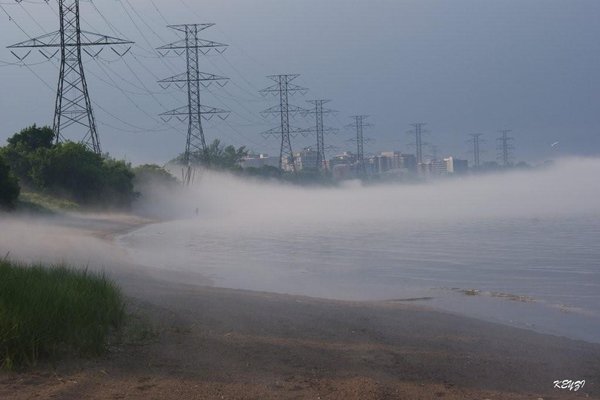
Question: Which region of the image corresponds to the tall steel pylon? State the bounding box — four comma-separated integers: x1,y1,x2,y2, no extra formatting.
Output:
260,74,309,173
409,123,427,165
347,115,373,177
157,24,230,185
305,99,337,172
469,133,484,168
497,129,515,167
8,0,133,154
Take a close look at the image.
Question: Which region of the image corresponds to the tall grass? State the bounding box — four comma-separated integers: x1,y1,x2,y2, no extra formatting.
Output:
0,260,125,369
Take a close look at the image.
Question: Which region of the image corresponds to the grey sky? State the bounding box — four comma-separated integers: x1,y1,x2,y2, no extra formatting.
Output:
1,0,599,165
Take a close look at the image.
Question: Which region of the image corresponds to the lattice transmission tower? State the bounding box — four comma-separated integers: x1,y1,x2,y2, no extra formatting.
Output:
8,0,134,154
469,133,484,168
408,123,427,165
497,129,515,167
259,74,309,173
305,99,337,172
157,24,230,185
347,115,373,177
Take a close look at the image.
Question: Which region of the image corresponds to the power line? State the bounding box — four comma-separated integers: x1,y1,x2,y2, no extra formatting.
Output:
468,133,484,168
19,55,168,135
347,115,373,177
259,74,309,173
0,3,33,38
305,99,337,172
497,129,515,167
149,0,169,25
8,0,176,137
99,0,272,136
408,122,427,165
8,0,134,154
157,23,230,185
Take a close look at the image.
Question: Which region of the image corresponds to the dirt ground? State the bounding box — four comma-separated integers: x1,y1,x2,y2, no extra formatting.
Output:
1,274,599,399
1,214,599,399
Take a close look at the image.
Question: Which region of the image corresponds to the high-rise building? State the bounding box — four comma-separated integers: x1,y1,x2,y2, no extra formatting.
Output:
329,152,356,168
378,152,417,172
419,159,447,176
444,157,469,174
293,147,320,171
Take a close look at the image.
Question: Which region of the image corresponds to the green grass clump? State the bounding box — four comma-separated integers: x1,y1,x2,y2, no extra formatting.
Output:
18,191,80,214
0,260,125,369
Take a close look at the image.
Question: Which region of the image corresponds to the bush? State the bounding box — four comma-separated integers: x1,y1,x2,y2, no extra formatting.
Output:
0,155,20,209
29,142,137,208
0,261,125,369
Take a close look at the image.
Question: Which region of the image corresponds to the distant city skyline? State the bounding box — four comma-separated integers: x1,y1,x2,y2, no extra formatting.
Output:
1,0,599,164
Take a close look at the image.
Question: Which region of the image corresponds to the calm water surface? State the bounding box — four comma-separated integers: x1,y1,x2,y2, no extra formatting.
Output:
119,214,600,343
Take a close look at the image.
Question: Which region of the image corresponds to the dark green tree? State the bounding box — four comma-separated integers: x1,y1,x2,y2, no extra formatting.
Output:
0,125,55,184
0,154,20,209
133,164,178,188
175,139,248,172
101,158,137,208
7,125,54,151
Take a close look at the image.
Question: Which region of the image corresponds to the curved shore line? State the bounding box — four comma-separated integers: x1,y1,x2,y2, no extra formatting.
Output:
2,212,599,399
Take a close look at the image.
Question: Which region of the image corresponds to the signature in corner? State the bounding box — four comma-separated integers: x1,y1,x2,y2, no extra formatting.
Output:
554,379,585,392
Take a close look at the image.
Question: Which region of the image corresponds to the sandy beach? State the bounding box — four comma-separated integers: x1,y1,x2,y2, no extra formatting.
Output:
1,213,599,399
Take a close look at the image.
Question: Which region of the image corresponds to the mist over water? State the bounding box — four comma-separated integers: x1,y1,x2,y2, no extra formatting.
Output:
120,158,600,342
2,158,599,342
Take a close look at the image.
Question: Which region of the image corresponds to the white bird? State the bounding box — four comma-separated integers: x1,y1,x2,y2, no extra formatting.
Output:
551,141,559,148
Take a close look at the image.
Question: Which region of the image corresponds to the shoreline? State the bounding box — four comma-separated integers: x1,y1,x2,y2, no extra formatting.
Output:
116,216,600,346
1,212,599,399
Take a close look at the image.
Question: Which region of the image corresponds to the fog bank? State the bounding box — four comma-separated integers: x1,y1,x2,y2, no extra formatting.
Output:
148,157,600,228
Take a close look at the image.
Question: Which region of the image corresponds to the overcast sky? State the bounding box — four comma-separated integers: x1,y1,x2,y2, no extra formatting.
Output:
1,0,599,165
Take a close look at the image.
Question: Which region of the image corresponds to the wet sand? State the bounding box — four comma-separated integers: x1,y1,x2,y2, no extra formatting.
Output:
1,213,599,399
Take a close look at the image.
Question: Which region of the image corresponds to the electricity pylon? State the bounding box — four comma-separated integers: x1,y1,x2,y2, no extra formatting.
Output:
408,123,427,165
497,129,515,167
347,115,373,177
157,24,230,185
469,133,484,168
259,74,309,173
8,0,134,154
305,99,337,172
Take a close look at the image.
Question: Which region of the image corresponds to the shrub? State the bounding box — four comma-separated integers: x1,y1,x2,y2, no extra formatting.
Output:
0,261,125,369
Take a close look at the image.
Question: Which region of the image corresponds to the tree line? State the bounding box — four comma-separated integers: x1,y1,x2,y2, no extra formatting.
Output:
0,124,333,210
0,125,173,210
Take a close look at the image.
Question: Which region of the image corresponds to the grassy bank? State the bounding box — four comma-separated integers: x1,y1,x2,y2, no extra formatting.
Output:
0,261,125,369
17,191,80,214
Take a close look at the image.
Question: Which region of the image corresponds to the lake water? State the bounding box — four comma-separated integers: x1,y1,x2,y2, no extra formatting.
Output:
118,212,600,344
118,160,600,342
